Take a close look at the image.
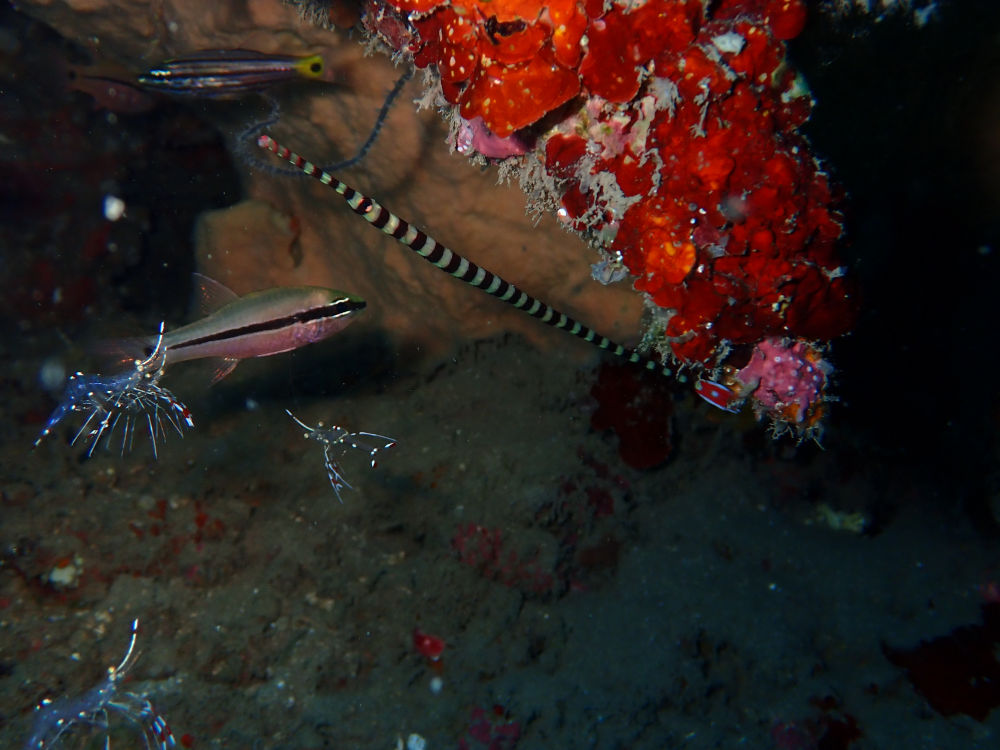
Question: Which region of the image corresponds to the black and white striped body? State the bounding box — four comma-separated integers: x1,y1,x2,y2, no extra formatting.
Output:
257,134,674,379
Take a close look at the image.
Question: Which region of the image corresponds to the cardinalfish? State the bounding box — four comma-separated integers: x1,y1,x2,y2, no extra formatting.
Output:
137,274,366,382
137,49,325,97
138,49,410,176
34,277,394,499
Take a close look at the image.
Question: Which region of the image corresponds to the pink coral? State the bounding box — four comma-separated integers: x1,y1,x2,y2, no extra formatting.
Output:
734,338,831,427
454,115,531,159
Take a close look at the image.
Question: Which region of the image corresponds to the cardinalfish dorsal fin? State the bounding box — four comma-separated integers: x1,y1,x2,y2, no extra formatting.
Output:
257,134,679,382
137,49,325,97
192,272,240,316
191,275,249,380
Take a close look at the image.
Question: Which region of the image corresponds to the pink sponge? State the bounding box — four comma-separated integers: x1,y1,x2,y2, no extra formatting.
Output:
735,338,830,424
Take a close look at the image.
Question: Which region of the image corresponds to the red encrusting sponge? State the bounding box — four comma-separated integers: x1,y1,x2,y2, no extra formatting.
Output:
366,0,855,437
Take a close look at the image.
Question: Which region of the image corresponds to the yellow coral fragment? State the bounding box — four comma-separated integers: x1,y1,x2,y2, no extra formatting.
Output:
809,503,867,534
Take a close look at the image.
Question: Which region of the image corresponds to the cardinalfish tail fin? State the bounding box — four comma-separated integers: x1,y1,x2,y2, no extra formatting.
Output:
257,134,678,381
91,330,165,372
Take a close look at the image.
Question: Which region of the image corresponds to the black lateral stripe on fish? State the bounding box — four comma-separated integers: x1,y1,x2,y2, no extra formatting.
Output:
138,49,324,96
257,134,677,380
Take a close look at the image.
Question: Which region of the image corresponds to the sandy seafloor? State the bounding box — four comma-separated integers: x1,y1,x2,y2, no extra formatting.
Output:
2,2,1000,750
4,329,998,750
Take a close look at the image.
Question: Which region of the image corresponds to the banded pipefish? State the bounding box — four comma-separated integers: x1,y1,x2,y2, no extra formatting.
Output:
257,134,681,381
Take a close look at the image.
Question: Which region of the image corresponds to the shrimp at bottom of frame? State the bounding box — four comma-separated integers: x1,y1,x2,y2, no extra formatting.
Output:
24,618,177,750
286,409,397,502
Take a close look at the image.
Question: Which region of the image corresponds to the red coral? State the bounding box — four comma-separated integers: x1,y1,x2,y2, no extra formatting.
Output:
590,362,673,469
460,47,579,135
580,0,699,102
718,0,810,41
379,0,856,428
768,0,808,41
579,8,644,102
544,132,587,179
461,705,521,750
546,1,588,68
387,0,439,12
399,1,585,134
486,18,548,65
884,603,1000,722
451,523,555,594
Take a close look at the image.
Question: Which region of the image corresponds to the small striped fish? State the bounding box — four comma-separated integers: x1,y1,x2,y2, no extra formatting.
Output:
138,49,324,96
149,276,365,380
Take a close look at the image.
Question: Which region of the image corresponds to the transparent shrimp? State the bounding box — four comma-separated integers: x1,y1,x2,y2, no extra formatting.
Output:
24,619,177,750
35,324,193,458
286,409,397,502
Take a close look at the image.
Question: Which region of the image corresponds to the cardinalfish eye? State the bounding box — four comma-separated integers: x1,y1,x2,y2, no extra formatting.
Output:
300,56,324,78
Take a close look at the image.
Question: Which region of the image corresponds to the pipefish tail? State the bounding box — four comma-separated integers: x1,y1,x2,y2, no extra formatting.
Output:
138,49,324,96
257,134,676,380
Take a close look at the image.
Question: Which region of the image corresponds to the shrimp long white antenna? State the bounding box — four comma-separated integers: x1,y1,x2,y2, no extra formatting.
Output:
135,321,168,376
111,617,141,678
